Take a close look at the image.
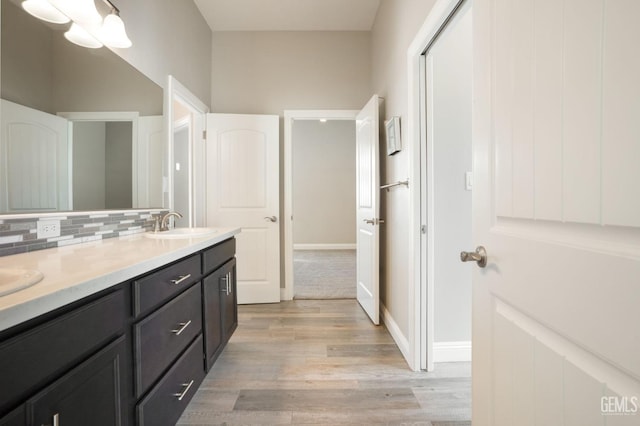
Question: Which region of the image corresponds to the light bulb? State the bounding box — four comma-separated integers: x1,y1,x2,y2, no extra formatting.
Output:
22,0,70,24
101,13,132,48
64,23,103,49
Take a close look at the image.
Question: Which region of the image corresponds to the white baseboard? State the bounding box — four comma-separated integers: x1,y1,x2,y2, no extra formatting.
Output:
293,243,356,250
433,341,472,362
280,287,292,301
380,302,412,366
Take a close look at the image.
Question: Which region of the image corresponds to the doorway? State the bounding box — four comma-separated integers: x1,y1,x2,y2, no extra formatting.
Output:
166,76,209,228
283,110,358,301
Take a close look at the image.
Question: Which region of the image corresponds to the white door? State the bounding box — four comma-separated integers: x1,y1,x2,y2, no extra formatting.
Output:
206,114,280,304
0,100,69,212
356,95,381,325
473,1,640,425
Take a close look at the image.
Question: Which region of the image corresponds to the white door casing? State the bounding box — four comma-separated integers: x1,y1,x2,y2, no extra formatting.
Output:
356,95,381,325
0,100,69,212
206,113,280,304
473,0,640,425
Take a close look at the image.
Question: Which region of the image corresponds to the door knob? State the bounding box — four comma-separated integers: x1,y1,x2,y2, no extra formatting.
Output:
460,246,487,268
264,216,277,223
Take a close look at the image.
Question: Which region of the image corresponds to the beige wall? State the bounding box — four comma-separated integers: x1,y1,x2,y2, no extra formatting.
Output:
115,0,212,106
292,120,356,245
371,0,437,338
211,31,371,114
73,122,106,211
105,122,133,209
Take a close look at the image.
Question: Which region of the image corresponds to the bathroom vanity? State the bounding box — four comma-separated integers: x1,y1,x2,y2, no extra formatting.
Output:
0,229,239,426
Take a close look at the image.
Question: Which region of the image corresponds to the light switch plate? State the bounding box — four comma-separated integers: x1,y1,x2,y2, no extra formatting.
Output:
465,171,473,191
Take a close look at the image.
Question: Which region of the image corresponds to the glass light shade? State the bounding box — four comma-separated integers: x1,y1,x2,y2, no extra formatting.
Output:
22,0,70,24
101,14,132,48
50,0,102,25
64,23,103,49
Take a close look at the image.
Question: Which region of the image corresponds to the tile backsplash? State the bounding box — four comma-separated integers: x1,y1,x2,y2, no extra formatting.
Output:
0,210,167,257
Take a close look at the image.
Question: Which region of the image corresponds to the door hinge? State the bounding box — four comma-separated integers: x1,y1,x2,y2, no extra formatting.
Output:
421,225,427,234
202,130,207,140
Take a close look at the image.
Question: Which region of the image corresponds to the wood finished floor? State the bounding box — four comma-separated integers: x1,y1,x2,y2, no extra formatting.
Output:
178,300,471,425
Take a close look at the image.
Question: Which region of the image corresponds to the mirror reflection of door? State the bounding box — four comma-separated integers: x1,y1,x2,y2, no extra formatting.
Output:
172,120,191,228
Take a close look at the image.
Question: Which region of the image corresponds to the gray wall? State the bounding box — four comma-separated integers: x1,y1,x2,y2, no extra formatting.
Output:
292,120,356,246
115,0,212,106
431,8,473,343
73,122,106,210
371,0,438,339
1,0,54,113
1,0,163,116
105,122,133,209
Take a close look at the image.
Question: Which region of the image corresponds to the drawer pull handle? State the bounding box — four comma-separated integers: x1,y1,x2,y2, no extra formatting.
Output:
220,274,230,295
173,379,195,401
42,413,60,426
170,274,192,285
171,320,192,335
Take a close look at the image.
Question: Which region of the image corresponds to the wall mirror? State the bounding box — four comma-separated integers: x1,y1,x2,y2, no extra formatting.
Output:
0,0,164,214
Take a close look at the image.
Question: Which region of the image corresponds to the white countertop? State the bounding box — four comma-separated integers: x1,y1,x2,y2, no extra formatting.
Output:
0,227,240,332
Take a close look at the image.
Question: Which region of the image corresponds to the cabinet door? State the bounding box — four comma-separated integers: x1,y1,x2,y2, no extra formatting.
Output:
221,258,238,343
26,337,128,426
203,268,224,371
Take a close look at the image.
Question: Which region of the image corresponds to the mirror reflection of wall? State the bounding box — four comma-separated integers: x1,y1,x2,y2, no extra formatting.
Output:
73,121,133,210
172,100,192,228
0,0,164,214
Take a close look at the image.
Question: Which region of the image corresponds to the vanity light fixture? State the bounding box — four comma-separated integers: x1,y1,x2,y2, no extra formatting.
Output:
64,22,103,49
21,0,69,24
21,0,132,49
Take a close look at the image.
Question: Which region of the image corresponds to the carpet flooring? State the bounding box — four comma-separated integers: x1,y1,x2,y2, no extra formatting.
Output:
293,250,356,299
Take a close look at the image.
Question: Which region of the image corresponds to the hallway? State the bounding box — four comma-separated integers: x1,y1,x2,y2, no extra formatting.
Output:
178,300,470,425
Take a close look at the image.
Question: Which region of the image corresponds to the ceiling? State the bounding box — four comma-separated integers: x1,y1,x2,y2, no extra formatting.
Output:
193,0,382,32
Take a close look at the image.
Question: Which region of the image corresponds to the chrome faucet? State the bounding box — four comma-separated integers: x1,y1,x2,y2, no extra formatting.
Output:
160,212,183,231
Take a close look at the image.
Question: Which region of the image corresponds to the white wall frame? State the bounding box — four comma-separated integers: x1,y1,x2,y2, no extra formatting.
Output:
407,0,468,372
165,76,209,227
282,109,359,301
58,111,139,210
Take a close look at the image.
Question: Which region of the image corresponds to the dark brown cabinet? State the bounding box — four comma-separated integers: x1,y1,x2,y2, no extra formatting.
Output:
202,241,237,371
27,336,128,426
0,236,238,426
134,283,202,397
136,335,205,426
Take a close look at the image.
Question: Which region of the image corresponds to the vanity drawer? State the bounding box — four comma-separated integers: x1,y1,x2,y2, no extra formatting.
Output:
134,283,202,397
203,238,235,275
133,254,200,317
0,289,125,415
137,334,205,426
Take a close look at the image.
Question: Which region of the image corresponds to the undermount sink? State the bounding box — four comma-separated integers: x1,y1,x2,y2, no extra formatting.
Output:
0,269,44,296
144,227,218,240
